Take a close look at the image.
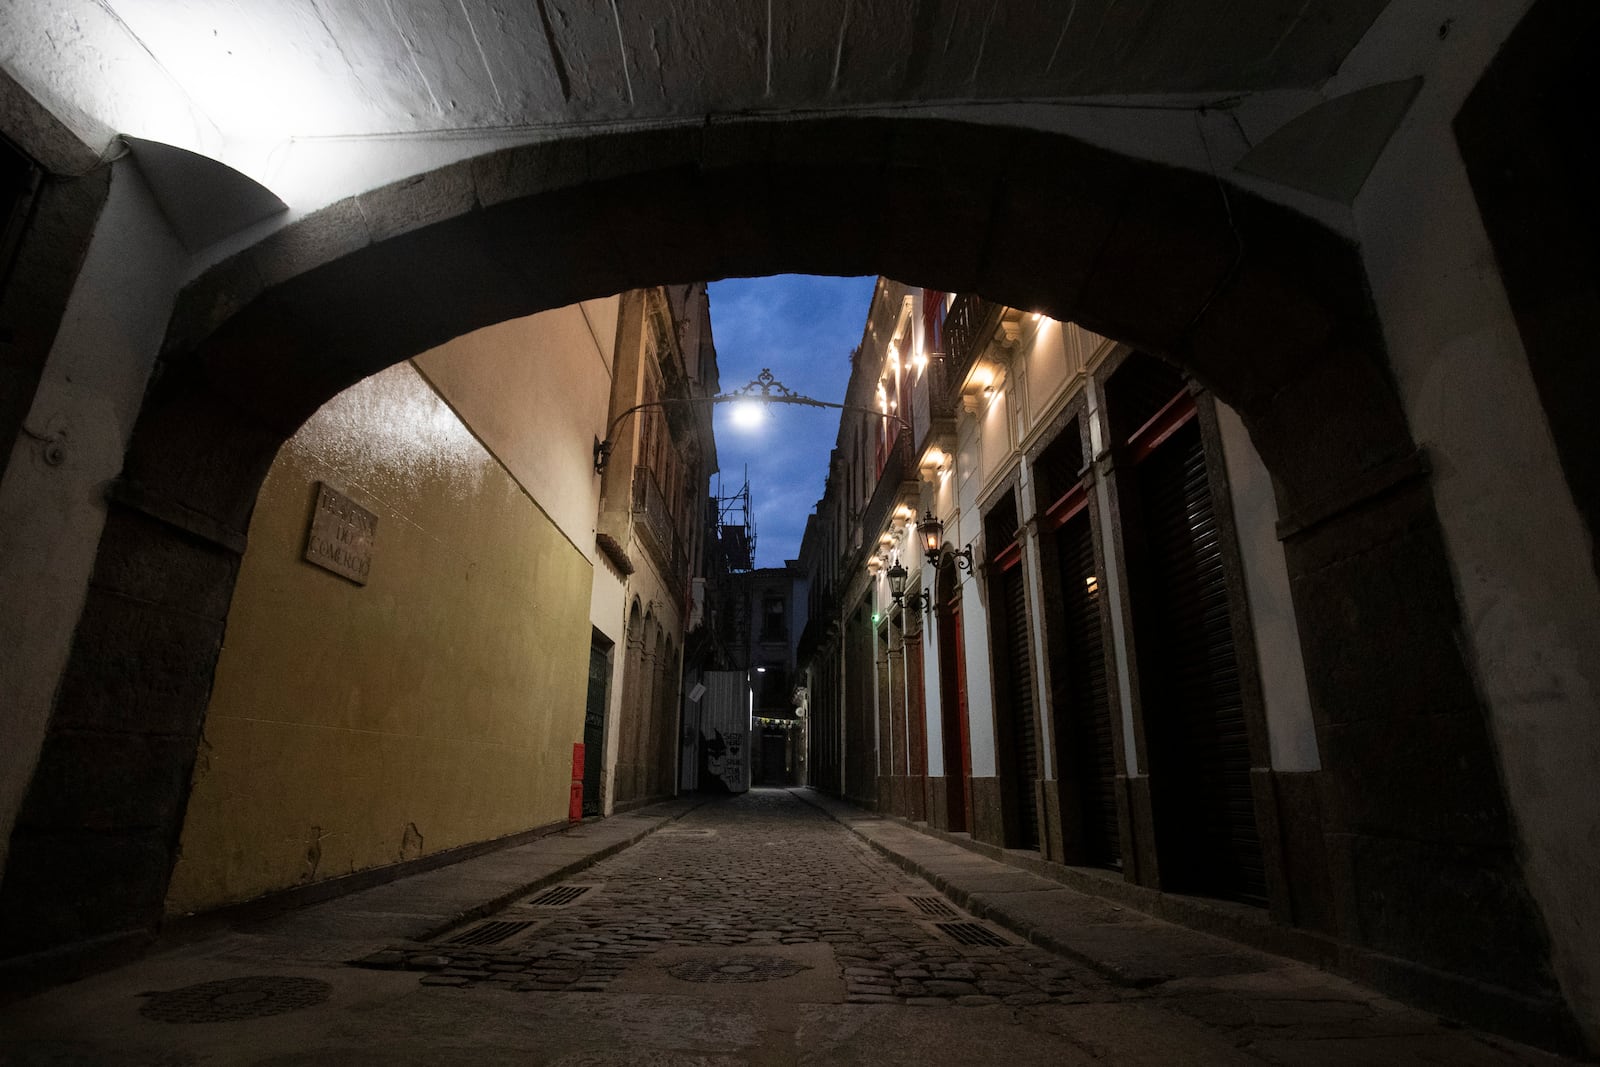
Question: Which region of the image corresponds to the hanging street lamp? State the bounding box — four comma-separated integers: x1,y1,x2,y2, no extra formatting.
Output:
594,368,909,474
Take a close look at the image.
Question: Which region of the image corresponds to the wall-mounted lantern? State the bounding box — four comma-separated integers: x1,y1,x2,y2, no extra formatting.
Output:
914,510,974,573
886,558,931,629
887,559,910,599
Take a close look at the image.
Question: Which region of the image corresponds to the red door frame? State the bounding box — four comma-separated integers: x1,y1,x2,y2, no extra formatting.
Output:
938,599,971,832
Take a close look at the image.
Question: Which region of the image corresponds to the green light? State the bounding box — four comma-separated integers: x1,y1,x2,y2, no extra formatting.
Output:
871,612,880,624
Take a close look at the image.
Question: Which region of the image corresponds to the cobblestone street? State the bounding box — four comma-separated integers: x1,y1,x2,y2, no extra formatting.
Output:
0,790,1574,1065
359,789,1109,1007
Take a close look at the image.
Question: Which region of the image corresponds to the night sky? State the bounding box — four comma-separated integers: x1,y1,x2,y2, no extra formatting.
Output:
707,275,878,569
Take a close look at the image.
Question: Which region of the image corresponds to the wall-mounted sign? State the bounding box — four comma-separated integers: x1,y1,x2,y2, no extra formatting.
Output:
305,482,376,584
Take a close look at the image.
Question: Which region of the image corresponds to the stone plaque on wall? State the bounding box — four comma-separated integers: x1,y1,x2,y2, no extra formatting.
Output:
304,482,376,584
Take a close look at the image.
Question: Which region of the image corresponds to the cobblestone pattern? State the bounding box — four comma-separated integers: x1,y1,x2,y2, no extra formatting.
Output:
354,790,1113,1006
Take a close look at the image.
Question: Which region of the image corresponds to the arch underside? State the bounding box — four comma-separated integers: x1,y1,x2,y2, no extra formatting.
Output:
0,116,1568,1039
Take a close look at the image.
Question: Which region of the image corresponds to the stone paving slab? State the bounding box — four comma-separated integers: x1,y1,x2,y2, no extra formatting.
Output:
966,887,1138,923
924,869,1058,895
796,1000,1263,1066
608,942,845,1002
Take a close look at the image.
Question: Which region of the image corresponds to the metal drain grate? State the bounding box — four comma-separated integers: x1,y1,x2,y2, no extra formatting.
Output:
659,828,715,836
907,895,959,918
444,919,537,946
529,884,593,907
935,921,1014,947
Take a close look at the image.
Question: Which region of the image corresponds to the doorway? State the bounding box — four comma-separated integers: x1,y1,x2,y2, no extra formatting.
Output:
936,569,973,834
1111,356,1264,906
582,634,611,818
987,493,1041,852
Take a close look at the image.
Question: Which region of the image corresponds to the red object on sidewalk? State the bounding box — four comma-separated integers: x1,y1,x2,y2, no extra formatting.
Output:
569,743,585,821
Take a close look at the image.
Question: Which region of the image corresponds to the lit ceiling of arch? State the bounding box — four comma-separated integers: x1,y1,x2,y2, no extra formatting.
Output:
13,0,1389,145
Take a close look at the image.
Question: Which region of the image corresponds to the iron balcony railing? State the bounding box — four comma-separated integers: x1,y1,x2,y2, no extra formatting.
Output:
859,426,915,558
632,465,687,590
796,587,839,668
941,292,1001,403
913,350,957,455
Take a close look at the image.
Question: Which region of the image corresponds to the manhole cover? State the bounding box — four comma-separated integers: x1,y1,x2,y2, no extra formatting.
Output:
667,956,809,984
139,976,332,1023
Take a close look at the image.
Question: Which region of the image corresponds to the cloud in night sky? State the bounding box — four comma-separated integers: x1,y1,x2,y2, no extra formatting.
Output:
707,275,878,568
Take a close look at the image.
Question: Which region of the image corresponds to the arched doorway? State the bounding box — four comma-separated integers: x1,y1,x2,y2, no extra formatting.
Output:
0,115,1548,1033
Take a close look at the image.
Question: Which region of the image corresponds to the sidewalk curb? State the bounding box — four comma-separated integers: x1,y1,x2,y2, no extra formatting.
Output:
786,789,1147,984
790,788,1588,1057
790,786,1181,991
415,795,709,942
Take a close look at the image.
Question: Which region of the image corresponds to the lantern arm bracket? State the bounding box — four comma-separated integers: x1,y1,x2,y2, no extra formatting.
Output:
594,367,908,473
908,509,977,573
885,557,936,626
901,587,934,619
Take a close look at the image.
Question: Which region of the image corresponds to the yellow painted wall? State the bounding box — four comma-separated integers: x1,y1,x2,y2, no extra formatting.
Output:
414,298,617,559
165,360,593,915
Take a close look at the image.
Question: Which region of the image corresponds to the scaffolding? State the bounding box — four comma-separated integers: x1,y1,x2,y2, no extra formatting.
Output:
712,470,755,669
715,468,756,573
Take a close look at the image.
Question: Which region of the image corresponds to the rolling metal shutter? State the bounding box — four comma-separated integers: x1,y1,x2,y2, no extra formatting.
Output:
1055,509,1120,867
997,560,1041,851
1135,419,1266,905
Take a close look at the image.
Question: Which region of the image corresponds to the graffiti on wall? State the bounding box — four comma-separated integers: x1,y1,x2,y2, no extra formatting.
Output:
700,728,746,793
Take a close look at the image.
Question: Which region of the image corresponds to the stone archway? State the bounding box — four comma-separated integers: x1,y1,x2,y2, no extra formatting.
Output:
0,114,1560,1035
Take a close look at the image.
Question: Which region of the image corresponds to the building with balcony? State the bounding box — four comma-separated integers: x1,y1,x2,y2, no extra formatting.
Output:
593,284,720,813
796,294,920,811
799,275,1442,1021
